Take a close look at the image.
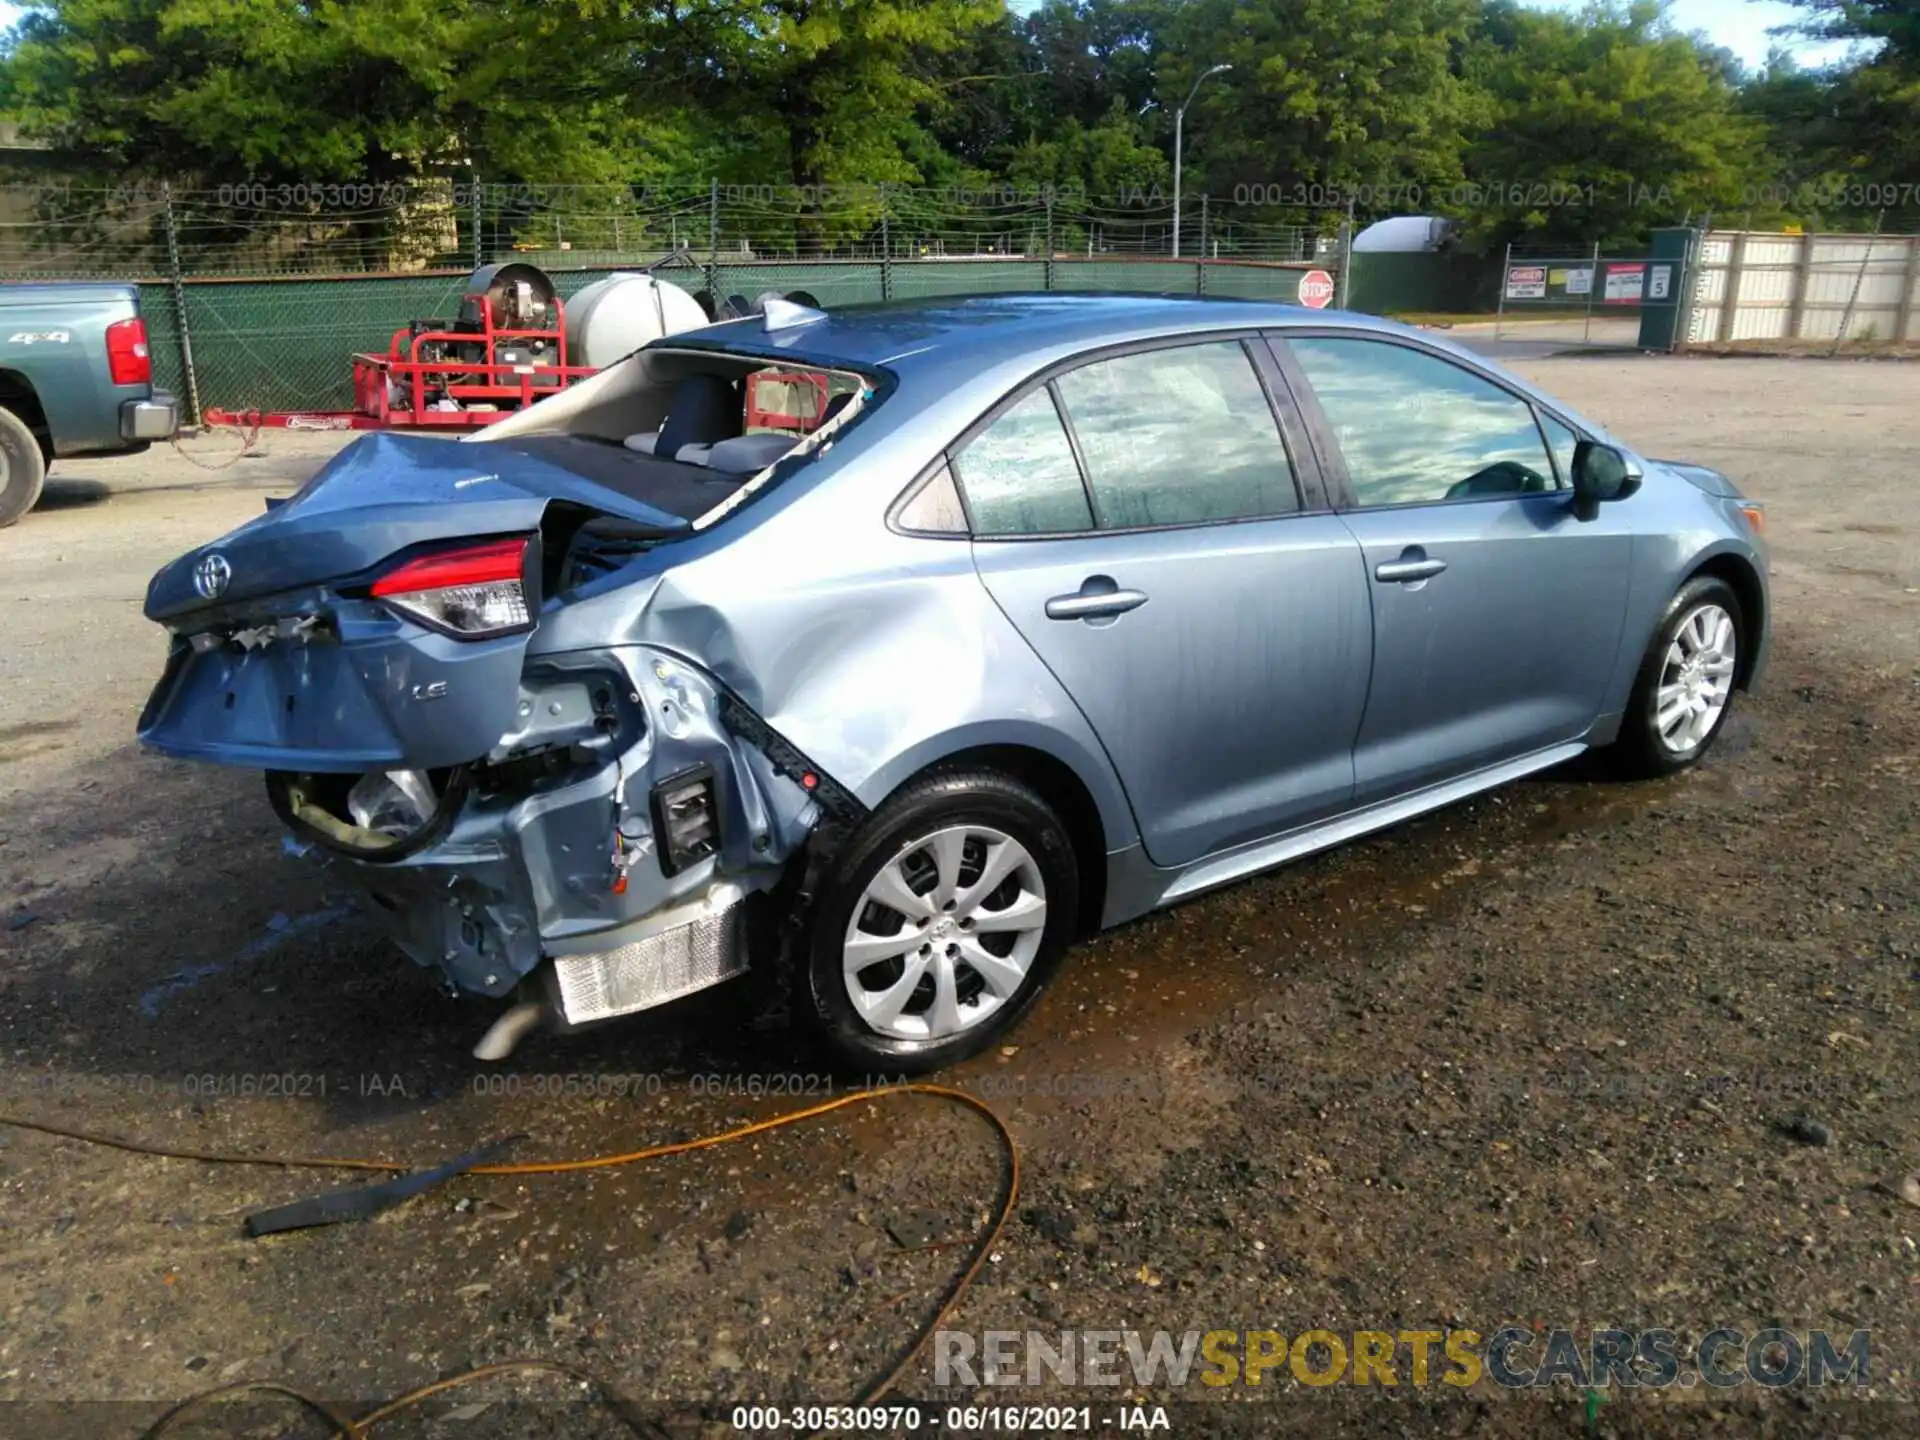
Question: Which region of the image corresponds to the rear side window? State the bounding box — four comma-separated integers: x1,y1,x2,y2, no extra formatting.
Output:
1053,341,1298,528
950,389,1094,536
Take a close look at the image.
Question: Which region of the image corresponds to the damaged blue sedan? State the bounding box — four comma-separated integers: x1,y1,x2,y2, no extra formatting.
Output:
138,295,1770,1071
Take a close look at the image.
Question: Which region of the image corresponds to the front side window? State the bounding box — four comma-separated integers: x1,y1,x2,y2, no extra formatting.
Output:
1053,341,1299,528
1288,337,1558,507
1541,412,1581,487
950,388,1094,537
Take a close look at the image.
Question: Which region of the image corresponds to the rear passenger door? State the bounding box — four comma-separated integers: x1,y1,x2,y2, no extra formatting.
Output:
1272,331,1636,804
918,334,1372,870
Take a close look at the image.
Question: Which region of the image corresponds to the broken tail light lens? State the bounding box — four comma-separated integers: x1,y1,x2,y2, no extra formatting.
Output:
370,536,534,637
106,317,152,386
650,765,719,876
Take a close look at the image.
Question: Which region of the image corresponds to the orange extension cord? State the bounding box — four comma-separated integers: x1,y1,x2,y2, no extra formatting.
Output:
0,1084,1019,1439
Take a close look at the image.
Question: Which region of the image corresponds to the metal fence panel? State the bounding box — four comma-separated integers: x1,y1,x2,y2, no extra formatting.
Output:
1683,230,1920,349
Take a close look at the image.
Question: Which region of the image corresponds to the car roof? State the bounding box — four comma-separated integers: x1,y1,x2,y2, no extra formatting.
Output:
667,292,1408,383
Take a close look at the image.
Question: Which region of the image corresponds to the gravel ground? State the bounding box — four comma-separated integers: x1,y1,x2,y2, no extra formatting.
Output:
0,360,1915,1439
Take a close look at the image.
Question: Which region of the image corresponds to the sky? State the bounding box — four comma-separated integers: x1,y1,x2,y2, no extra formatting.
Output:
1529,0,1850,68
0,0,1858,72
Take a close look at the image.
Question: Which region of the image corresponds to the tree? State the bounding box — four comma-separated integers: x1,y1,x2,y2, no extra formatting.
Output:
1021,0,1165,135
1779,0,1920,58
1005,103,1169,198
1771,1,1920,224
1157,0,1485,206
0,0,684,185
918,10,1047,174
699,1,1004,191
1458,1,1771,246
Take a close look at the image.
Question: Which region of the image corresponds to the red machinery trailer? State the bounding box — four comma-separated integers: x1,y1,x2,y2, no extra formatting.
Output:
206,263,595,431
201,266,829,435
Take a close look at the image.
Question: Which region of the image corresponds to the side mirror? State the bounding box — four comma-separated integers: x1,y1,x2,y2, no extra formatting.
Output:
1571,440,1642,516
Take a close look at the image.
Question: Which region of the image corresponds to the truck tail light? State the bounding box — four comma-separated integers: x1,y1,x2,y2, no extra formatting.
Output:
370,536,534,637
651,765,719,876
106,317,152,386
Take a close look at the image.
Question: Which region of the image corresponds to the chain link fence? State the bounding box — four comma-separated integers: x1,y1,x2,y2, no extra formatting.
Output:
1489,241,1682,351
0,180,1338,278
0,181,1347,417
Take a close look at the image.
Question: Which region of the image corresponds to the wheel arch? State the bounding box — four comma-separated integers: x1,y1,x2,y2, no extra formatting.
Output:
1682,550,1765,689
867,738,1117,940
0,369,52,460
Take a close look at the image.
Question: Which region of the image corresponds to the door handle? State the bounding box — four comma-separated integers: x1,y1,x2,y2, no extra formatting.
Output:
1045,582,1149,621
1374,556,1447,584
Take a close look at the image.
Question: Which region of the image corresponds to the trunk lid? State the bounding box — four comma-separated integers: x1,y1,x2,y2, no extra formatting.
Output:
138,431,691,772
144,431,690,620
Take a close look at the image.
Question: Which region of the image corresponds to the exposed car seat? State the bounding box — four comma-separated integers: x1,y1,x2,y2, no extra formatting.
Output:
627,384,854,467
691,391,855,472
700,433,803,473
624,375,742,459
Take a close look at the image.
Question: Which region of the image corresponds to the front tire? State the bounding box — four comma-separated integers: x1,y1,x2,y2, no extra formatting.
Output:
799,769,1079,1075
1609,576,1743,778
0,406,48,528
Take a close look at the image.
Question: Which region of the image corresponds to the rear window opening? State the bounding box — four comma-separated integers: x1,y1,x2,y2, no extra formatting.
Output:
471,346,878,530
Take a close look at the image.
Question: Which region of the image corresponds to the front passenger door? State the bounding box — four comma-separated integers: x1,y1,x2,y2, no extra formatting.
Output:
1277,333,1636,804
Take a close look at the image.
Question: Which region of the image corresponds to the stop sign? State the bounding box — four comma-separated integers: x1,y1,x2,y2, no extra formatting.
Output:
1297,269,1337,309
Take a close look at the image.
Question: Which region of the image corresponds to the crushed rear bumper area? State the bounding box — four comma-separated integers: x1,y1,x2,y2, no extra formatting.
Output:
277,645,844,1024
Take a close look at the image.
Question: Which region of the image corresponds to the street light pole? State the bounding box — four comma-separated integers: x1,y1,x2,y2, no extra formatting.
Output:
1172,63,1231,260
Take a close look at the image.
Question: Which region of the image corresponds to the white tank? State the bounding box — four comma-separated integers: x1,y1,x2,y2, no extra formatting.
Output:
567,274,711,368
1351,215,1454,253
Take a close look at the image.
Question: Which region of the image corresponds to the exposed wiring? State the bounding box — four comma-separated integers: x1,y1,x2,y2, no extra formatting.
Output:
0,1083,1019,1438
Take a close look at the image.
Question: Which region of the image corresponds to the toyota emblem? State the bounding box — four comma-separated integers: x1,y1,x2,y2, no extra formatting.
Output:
193,552,232,600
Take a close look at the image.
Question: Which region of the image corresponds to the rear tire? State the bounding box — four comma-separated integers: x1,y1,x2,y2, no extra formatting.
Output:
1608,576,1744,778
0,405,47,527
799,769,1079,1076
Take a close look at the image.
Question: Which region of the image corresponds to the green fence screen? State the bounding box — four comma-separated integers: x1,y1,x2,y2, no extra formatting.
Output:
140,257,1327,417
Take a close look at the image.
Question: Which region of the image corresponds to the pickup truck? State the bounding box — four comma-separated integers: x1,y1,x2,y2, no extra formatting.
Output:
0,282,179,526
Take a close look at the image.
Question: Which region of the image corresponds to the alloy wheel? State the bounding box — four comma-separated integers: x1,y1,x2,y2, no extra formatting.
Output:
842,824,1048,1041
1655,602,1738,752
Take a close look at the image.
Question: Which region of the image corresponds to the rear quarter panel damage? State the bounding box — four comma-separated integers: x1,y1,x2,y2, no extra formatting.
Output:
538,462,1143,860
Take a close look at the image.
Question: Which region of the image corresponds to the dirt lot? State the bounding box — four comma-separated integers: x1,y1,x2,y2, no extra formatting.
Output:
1,360,1916,1439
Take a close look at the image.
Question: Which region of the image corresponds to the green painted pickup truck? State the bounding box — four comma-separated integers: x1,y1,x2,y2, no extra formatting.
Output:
0,281,179,526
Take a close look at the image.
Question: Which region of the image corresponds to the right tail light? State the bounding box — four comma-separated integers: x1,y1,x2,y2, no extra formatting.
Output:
370,536,534,637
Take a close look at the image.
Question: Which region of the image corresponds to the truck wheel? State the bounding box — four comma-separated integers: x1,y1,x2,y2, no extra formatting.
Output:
0,406,48,527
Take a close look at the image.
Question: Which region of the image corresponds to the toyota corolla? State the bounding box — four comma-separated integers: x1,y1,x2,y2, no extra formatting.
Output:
138,295,1770,1071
